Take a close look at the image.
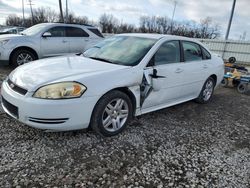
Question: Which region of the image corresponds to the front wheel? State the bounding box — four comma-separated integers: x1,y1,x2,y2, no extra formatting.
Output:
195,77,215,104
90,90,133,137
11,49,36,67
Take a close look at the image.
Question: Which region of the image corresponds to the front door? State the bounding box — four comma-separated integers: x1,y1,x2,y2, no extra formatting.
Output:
40,26,69,58
141,40,185,112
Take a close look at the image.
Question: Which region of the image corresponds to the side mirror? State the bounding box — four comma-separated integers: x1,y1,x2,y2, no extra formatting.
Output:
42,32,52,38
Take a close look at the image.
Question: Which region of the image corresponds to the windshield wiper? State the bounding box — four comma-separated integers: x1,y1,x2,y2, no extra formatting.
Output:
88,57,116,64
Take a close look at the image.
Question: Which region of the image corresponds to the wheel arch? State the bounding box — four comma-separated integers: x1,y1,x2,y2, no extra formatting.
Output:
9,46,39,62
92,87,137,118
114,87,137,116
209,74,217,86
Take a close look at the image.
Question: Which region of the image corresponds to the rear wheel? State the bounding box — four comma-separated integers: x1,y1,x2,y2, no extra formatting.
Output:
195,77,215,104
11,49,36,67
90,90,133,137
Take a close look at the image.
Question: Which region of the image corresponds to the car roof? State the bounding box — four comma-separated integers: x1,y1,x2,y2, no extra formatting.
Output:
118,33,203,44
35,22,96,28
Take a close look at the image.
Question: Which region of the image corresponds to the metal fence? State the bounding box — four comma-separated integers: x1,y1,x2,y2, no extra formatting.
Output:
199,39,250,65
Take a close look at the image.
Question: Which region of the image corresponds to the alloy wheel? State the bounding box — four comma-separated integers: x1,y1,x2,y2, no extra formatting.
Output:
17,53,34,65
203,80,214,101
102,98,129,132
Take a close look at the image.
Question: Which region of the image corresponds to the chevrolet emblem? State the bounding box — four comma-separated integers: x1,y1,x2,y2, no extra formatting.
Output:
10,83,15,89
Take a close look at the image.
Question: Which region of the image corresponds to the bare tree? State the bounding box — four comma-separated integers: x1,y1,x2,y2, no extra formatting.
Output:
5,14,23,26
5,7,221,39
99,14,118,33
139,16,171,34
199,17,220,39
67,12,89,25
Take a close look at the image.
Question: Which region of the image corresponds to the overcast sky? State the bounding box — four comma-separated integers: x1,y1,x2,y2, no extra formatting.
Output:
0,0,249,40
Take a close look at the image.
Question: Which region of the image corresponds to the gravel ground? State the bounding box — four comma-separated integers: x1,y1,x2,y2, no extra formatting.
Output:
0,66,250,188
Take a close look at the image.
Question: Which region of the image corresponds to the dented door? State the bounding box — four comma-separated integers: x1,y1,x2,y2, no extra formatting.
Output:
140,64,184,110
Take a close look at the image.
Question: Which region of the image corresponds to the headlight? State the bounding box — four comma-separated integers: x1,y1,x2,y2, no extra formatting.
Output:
0,39,10,46
33,82,87,99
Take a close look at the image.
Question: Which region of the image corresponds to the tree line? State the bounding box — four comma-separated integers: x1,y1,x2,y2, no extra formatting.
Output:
5,7,221,39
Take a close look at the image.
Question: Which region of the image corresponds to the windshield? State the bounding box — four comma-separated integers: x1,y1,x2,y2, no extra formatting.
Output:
22,24,48,35
83,36,157,66
0,28,13,32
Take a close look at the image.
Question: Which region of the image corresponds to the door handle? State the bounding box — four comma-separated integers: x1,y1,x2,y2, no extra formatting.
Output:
62,40,68,43
175,68,183,73
203,64,208,69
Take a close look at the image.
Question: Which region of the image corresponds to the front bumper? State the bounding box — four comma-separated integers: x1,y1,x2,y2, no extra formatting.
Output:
1,80,99,131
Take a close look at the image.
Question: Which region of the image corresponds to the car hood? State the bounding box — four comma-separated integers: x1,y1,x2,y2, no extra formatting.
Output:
0,34,23,39
9,55,128,91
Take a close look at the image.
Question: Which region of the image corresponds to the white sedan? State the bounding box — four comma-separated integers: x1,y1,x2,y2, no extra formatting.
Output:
1,34,224,136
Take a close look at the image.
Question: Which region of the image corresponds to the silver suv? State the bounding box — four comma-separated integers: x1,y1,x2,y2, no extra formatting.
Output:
0,23,104,67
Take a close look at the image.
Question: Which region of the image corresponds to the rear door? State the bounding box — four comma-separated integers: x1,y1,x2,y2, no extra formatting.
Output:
66,26,90,53
40,26,69,57
178,41,208,99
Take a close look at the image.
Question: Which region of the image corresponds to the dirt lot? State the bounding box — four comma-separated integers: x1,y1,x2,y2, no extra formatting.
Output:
0,66,249,188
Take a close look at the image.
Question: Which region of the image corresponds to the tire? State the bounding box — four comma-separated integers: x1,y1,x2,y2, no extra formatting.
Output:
229,57,236,64
221,78,228,87
90,90,133,137
237,83,248,94
11,49,36,67
195,77,215,104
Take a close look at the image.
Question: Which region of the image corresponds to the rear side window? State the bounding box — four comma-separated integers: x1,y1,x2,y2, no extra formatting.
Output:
182,41,202,62
88,28,104,38
201,47,211,60
47,26,65,37
66,27,89,37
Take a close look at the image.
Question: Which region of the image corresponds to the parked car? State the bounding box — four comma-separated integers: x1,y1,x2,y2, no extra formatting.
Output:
0,27,26,35
1,34,224,136
0,23,104,67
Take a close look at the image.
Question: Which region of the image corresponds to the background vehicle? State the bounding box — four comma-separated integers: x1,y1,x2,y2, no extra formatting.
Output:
0,27,26,35
0,23,104,67
1,34,224,136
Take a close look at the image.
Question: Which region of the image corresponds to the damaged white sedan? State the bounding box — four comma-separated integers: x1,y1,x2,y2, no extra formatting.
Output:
1,34,224,136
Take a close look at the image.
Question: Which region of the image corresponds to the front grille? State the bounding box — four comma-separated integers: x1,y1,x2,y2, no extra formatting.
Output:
7,79,28,95
28,117,69,124
1,97,19,118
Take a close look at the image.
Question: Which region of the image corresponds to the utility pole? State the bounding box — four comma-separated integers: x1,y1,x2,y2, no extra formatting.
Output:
170,1,177,34
22,0,25,26
58,0,64,23
65,0,68,23
27,0,34,25
225,0,236,40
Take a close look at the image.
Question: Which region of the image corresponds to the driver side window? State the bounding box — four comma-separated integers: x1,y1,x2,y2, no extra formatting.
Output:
154,41,180,66
46,26,66,37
